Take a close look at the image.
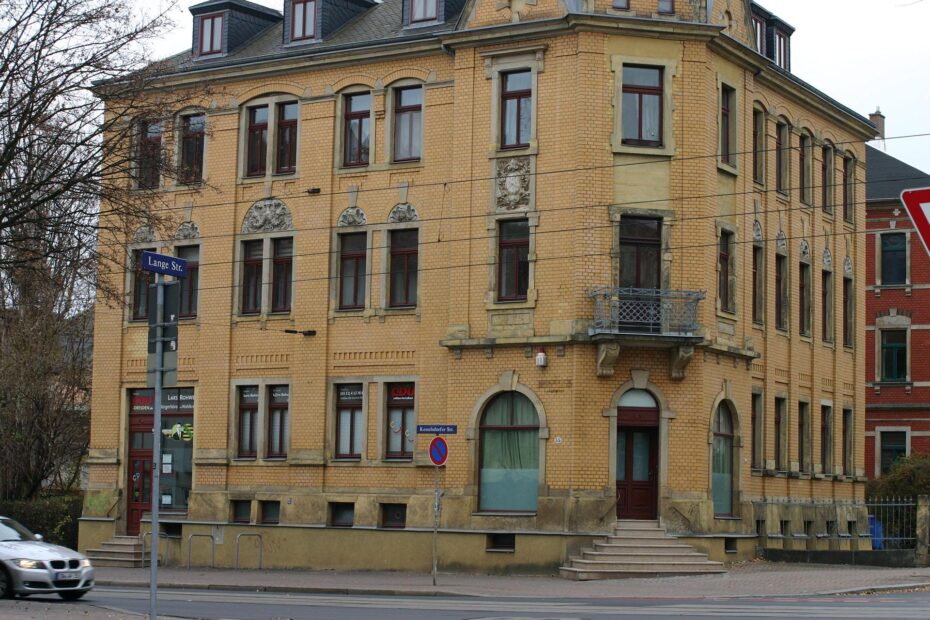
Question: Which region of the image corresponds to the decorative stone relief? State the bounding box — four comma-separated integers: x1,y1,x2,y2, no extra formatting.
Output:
132,225,156,244
844,256,853,276
338,206,367,227
776,230,787,254
596,342,621,377
823,248,833,270
670,346,694,381
753,220,764,242
800,239,811,261
175,221,201,240
495,157,531,211
241,198,293,234
388,203,418,223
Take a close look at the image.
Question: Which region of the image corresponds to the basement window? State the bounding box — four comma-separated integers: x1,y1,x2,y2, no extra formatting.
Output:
486,533,515,553
724,538,737,554
329,502,354,527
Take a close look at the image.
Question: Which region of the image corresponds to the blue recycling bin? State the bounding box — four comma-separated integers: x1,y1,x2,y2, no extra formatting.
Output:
869,514,884,550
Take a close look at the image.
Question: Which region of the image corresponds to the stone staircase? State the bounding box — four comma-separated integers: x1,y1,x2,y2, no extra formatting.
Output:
85,535,150,568
560,520,726,580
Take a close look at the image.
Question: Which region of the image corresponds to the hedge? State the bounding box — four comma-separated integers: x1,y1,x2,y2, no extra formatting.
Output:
0,494,83,549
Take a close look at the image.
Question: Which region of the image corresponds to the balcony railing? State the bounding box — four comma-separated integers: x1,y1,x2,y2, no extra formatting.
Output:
589,287,705,338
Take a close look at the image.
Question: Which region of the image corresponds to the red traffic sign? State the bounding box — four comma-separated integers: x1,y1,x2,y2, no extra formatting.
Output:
428,436,448,467
901,187,930,259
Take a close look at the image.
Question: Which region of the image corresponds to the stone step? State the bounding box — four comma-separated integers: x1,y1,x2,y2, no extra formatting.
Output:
559,564,726,581
606,529,670,539
88,557,147,568
592,540,703,555
86,549,150,561
100,540,144,550
615,519,662,529
583,549,708,560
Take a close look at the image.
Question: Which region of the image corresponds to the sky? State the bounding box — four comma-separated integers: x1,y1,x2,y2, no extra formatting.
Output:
150,0,930,173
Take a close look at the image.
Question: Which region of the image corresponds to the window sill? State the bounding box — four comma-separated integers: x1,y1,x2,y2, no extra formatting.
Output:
232,457,256,463
822,340,835,349
716,309,737,320
262,457,287,464
753,180,766,190
490,144,538,159
472,511,536,517
874,381,912,387
714,515,741,521
751,321,765,330
382,458,414,465
486,289,538,311
775,191,790,203
611,141,672,158
335,164,372,175
717,161,738,177
329,458,362,465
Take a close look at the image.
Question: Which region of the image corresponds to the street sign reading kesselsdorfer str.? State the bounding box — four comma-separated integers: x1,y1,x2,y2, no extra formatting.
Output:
417,425,458,434
141,250,188,278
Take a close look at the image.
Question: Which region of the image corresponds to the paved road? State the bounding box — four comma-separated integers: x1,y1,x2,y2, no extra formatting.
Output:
5,586,930,619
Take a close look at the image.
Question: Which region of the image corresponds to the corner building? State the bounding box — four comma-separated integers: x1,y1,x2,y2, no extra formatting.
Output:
81,0,876,572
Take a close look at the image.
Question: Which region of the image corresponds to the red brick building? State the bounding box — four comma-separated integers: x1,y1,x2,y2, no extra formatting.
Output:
865,144,930,478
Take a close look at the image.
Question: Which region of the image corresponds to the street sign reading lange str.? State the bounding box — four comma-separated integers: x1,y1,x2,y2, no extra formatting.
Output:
901,188,930,260
141,250,188,278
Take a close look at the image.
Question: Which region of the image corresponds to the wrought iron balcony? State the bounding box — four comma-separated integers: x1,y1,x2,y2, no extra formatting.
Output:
589,287,705,339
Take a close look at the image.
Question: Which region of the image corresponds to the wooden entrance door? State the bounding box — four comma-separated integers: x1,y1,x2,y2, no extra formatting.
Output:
616,407,659,520
127,414,153,536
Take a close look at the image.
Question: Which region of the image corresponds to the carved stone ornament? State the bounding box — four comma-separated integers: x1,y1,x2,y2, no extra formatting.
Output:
496,157,531,211
388,203,418,223
241,198,293,234
775,230,787,254
132,225,156,244
175,221,201,240
338,206,367,227
670,346,695,381
753,220,764,242
823,248,833,270
844,256,853,276
596,342,621,378
800,239,811,261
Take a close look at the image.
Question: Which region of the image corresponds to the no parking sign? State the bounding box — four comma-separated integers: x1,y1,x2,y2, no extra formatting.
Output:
428,436,448,466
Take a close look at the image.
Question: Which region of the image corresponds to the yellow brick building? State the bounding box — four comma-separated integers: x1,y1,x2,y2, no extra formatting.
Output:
81,0,876,573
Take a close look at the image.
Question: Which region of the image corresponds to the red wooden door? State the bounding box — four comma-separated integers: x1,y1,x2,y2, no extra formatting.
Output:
127,414,153,536
616,407,659,520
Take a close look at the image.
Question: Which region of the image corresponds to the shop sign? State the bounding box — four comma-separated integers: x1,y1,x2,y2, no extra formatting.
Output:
388,384,415,403
337,384,363,403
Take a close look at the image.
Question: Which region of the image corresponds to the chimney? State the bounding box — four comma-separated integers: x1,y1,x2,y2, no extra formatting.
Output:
870,107,886,140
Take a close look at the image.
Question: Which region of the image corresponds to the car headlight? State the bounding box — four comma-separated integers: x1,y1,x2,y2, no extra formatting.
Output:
81,559,92,568
13,559,43,569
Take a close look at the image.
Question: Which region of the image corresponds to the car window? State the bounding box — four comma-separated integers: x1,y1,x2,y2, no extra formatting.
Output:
0,518,35,541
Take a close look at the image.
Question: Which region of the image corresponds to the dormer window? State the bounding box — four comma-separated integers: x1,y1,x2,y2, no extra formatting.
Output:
753,16,765,54
199,13,224,56
410,0,438,22
775,30,789,69
292,0,316,41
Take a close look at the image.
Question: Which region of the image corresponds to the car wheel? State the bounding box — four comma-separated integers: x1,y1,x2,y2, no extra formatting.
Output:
0,567,13,599
58,590,87,601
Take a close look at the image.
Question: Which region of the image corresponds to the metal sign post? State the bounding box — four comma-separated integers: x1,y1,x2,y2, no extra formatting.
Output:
141,251,187,620
426,436,448,586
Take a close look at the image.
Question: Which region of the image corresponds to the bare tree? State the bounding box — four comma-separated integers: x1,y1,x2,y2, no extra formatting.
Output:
0,0,197,500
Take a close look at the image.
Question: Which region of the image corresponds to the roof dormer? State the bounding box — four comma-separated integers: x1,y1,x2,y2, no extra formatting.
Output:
402,0,466,29
750,2,794,71
190,0,281,60
282,0,377,45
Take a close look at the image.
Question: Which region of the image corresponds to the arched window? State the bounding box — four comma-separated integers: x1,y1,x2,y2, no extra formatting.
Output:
479,392,539,511
712,403,735,516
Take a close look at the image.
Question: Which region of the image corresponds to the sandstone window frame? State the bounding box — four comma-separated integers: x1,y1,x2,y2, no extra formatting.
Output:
611,55,676,157
751,224,765,325
819,403,833,476
752,106,767,186
842,407,854,477
773,395,787,472
842,153,857,224
128,246,156,322
876,323,910,384
821,141,835,216
821,249,834,344
228,378,293,463
715,222,737,317
718,82,737,171
176,109,207,186
237,94,302,182
485,212,539,311
843,264,854,348
233,232,296,318
750,389,764,471
175,243,200,319
874,427,910,477
383,381,418,461
876,230,910,288
797,399,811,474
481,45,545,158
774,232,789,332
799,130,813,206
386,226,419,309
383,80,426,165
135,119,164,190
332,382,366,461
798,240,812,338
775,119,791,195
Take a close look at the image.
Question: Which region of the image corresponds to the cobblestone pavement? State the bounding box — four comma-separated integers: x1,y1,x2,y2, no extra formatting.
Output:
91,561,930,599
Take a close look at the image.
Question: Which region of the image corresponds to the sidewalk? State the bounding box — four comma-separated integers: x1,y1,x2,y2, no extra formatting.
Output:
94,562,930,599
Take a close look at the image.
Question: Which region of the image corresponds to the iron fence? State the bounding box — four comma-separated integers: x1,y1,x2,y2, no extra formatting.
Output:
867,496,917,550
589,287,705,337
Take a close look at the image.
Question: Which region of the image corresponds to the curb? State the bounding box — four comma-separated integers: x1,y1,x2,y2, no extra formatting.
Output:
94,580,470,598
817,581,930,596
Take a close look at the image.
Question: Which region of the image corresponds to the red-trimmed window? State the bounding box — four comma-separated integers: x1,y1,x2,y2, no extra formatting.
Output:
271,238,293,313
498,220,529,302
267,385,289,458
410,0,437,22
177,245,199,318
138,121,162,189
336,384,363,459
339,233,367,310
343,93,371,167
393,87,423,162
386,383,415,459
292,0,316,40
246,105,268,177
621,66,663,147
241,240,263,315
238,386,258,458
389,229,418,307
275,102,298,174
501,70,532,149
179,114,205,184
199,13,224,56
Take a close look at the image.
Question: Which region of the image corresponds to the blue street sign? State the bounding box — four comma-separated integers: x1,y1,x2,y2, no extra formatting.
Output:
141,251,188,278
428,436,448,467
417,424,458,435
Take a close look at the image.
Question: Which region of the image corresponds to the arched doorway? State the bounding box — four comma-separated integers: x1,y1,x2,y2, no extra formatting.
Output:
712,403,735,516
616,389,659,519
